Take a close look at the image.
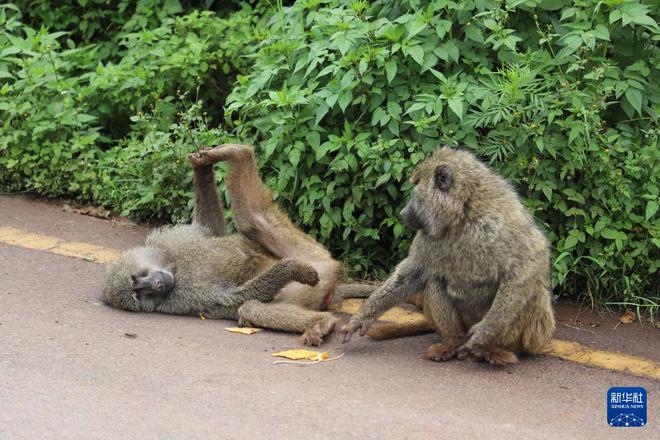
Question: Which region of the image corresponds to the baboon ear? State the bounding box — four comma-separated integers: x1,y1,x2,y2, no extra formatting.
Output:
434,165,453,191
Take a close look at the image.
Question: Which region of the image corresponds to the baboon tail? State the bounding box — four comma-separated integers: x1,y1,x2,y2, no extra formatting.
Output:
366,319,434,340
335,283,379,299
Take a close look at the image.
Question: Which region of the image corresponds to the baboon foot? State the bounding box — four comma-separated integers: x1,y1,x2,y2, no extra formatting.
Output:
422,343,458,362
188,149,214,168
288,260,320,287
299,317,338,346
483,349,519,366
188,144,254,167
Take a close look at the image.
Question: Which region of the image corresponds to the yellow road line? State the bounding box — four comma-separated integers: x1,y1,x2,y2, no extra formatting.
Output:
542,339,660,380
0,226,120,263
1,225,658,380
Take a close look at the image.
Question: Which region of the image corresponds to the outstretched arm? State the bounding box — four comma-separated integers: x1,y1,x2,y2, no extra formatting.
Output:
337,257,428,342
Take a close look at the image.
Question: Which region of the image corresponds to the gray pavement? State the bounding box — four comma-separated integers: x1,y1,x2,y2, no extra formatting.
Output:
0,195,658,439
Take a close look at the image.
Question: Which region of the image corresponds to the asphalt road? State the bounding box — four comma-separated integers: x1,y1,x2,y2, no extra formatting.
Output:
0,195,658,439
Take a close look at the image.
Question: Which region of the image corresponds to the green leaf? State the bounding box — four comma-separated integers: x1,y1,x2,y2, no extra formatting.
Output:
624,87,642,115
594,219,607,233
372,108,386,126
374,172,391,188
542,186,553,201
646,201,658,221
564,235,578,250
385,59,397,84
289,148,301,167
601,228,626,240
338,90,352,112
593,25,610,41
447,97,463,120
315,103,330,126
406,45,425,66
406,17,427,39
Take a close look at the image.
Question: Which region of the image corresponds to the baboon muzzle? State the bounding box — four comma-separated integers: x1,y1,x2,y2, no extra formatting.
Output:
400,201,425,231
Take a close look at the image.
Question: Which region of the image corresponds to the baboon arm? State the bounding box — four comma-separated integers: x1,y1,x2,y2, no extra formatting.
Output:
466,278,534,347
356,258,426,322
192,164,226,237
217,259,316,309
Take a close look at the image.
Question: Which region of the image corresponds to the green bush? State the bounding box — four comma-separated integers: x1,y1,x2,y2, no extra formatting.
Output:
0,4,104,199
225,0,659,306
0,1,658,310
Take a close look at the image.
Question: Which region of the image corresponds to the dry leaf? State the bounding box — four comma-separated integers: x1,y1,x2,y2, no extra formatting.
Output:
619,310,636,324
225,327,263,335
124,333,137,339
272,349,329,361
199,314,207,320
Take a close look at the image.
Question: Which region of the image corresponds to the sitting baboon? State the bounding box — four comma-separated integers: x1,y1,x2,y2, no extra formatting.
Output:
338,147,555,365
104,144,373,345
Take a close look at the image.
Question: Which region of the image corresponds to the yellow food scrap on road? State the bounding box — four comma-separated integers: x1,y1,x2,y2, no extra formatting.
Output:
272,349,329,361
225,327,263,335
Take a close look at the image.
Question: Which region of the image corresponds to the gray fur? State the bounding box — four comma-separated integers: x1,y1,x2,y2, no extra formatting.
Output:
339,147,555,364
103,144,372,346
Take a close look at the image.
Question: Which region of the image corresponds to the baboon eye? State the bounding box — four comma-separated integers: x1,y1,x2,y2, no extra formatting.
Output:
434,165,453,191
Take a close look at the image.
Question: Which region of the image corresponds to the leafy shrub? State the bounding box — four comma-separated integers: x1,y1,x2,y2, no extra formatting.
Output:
96,102,234,223
0,4,104,199
0,2,265,215
225,0,659,305
85,5,267,139
0,0,657,309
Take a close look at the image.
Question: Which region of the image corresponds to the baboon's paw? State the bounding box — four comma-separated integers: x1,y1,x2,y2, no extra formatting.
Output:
300,318,337,346
294,262,320,287
188,150,214,167
484,349,519,366
422,343,458,362
299,329,323,346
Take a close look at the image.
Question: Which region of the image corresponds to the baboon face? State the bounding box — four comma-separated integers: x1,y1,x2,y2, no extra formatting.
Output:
103,248,174,312
400,148,469,236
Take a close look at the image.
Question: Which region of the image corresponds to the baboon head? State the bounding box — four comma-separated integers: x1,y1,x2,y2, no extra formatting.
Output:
103,247,175,312
400,147,483,237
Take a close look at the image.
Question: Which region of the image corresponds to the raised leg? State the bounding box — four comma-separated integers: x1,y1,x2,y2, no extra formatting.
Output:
187,152,226,237
237,301,339,346
195,144,342,312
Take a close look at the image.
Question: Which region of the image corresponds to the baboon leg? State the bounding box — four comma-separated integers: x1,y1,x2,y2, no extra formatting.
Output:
422,282,466,362
497,289,555,355
198,144,342,311
187,153,226,237
237,300,339,346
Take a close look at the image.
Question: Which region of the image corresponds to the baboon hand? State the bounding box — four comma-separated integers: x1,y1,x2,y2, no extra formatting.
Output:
337,316,374,343
456,322,487,360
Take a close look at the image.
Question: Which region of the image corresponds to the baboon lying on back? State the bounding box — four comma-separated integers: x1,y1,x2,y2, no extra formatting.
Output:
104,144,373,345
339,147,555,365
